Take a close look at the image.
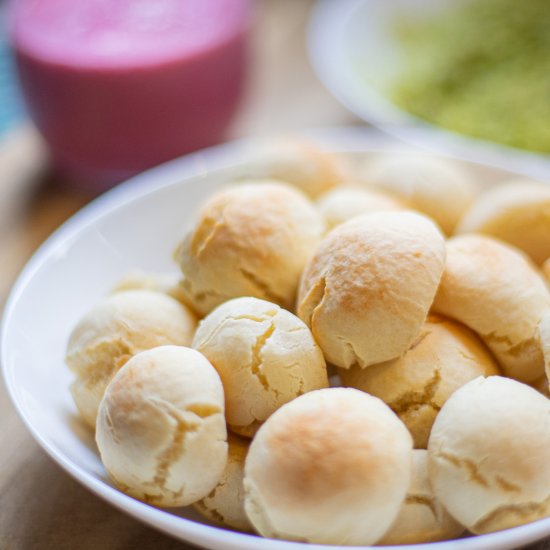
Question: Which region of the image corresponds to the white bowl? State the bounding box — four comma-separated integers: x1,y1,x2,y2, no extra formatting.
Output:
308,0,550,180
2,127,550,550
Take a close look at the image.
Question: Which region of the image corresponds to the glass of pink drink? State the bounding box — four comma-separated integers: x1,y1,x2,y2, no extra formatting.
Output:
10,0,251,191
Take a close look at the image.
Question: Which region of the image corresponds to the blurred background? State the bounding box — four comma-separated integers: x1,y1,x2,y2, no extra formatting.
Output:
1,0,549,548
0,0,355,310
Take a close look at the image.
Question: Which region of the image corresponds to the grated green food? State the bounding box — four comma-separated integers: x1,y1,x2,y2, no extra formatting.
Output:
392,0,550,153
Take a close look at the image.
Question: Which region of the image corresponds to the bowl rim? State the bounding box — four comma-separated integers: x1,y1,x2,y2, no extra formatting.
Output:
2,127,550,550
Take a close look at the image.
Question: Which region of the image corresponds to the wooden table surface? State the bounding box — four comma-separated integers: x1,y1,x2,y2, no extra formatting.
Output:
0,1,547,549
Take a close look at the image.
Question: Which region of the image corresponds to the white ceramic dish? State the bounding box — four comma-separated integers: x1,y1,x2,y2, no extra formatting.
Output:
308,0,550,180
2,127,550,550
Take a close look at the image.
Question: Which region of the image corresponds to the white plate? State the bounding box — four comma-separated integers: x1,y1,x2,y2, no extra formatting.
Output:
2,127,550,550
308,0,550,180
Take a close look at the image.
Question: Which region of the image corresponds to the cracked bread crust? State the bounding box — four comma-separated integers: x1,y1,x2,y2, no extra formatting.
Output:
66,290,197,429
174,182,325,316
432,235,550,383
297,211,446,369
456,180,550,265
194,434,252,532
243,388,413,545
96,346,227,507
428,376,550,534
339,315,499,448
192,297,328,437
380,450,464,545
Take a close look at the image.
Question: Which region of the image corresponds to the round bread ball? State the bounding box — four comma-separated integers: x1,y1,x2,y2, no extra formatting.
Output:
175,182,324,316
96,345,227,507
194,434,252,532
297,211,446,369
193,297,328,437
456,180,550,265
340,315,499,448
361,152,476,234
243,388,413,545
112,270,190,307
428,376,550,534
238,139,351,198
379,450,464,545
433,235,550,382
66,290,197,429
316,186,403,230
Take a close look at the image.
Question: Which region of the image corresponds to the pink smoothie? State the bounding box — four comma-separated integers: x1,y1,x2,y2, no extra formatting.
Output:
10,0,251,190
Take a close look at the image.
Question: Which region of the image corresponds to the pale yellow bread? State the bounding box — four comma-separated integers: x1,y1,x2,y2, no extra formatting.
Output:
96,346,227,507
340,315,499,448
316,186,403,230
428,376,550,534
175,182,324,316
361,152,476,234
297,211,446,369
243,388,413,545
112,270,192,308
237,139,351,198
433,235,550,382
194,434,253,532
66,290,197,429
380,450,464,545
192,297,328,437
456,180,550,264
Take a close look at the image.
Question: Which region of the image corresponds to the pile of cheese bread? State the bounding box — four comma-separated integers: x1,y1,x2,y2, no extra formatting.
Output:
65,140,550,546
